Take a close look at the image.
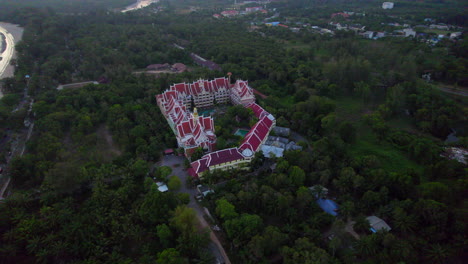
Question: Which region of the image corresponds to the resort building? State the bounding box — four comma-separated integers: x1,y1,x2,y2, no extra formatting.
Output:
156,77,276,177
190,148,250,176
176,108,216,156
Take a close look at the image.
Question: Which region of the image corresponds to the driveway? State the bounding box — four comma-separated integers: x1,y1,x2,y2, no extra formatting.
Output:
158,155,231,264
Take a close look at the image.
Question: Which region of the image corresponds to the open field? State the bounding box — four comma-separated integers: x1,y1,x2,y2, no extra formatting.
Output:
335,97,423,174
351,127,423,174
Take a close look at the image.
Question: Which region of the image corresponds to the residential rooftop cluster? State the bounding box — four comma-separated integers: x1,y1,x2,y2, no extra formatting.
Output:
146,63,188,73
261,134,303,158
156,77,276,178
243,5,464,45
213,0,272,18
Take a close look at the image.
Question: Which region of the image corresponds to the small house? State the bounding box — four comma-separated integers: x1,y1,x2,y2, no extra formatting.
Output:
366,216,391,232
156,182,169,192
317,199,339,216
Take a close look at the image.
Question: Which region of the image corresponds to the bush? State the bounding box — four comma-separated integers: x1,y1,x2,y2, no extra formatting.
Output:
168,175,182,191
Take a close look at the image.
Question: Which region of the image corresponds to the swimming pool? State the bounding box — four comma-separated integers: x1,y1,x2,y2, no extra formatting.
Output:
234,129,249,137
199,109,214,116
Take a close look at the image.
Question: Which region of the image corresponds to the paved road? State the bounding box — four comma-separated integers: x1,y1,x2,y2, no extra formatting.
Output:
158,155,231,264
438,86,468,97
122,0,159,12
0,86,33,199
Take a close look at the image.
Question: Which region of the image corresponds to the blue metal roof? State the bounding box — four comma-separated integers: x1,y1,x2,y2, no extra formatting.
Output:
317,199,339,216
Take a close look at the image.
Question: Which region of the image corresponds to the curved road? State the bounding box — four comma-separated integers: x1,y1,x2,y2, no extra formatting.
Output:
0,26,14,79
0,24,16,100
0,25,16,198
122,0,159,12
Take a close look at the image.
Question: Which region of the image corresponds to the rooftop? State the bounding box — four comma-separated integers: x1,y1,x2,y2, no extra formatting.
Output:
366,216,391,232
317,199,339,216
206,148,244,167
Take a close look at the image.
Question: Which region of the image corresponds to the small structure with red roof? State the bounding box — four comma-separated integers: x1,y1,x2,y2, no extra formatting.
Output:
164,149,175,155
221,10,239,17
331,12,350,19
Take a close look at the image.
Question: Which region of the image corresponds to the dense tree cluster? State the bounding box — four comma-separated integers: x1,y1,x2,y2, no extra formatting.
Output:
0,1,466,263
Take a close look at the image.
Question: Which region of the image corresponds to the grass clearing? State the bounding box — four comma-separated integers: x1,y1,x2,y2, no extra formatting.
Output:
416,27,453,36
387,115,417,133
351,124,423,174
335,96,367,122
285,43,311,50
279,95,295,108
334,97,422,173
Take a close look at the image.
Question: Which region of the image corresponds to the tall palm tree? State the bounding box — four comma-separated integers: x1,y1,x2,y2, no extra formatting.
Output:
393,207,417,234
356,235,379,258
425,244,450,264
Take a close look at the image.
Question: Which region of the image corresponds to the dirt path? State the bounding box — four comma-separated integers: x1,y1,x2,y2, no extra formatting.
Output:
98,125,122,156
194,205,231,264
345,220,360,240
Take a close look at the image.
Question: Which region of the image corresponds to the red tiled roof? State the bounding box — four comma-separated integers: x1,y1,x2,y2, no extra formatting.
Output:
159,77,275,171
188,168,198,178
167,78,230,98
164,149,174,154
202,116,214,131
192,158,208,174
331,12,350,19
239,115,274,152
206,148,244,167
191,147,244,175
247,103,268,119
215,77,229,88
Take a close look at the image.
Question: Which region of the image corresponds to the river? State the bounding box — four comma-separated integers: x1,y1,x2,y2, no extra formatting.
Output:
0,22,24,99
